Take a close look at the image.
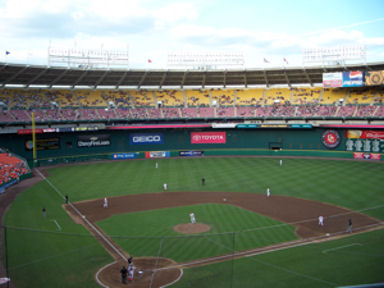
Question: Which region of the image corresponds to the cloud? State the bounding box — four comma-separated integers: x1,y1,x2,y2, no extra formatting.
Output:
307,29,364,47
1,0,383,67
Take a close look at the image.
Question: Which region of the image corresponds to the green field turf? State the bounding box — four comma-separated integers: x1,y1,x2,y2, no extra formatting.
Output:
3,157,384,287
46,157,384,219
173,229,384,288
4,180,112,288
97,204,298,262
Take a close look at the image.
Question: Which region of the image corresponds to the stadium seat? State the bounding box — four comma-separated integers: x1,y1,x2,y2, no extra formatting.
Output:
236,89,264,106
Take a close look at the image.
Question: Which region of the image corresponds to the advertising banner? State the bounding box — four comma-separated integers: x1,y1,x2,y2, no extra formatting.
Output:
342,71,364,87
346,130,384,139
179,151,204,157
145,151,170,158
18,128,43,135
25,138,60,151
323,72,343,88
365,70,384,86
259,124,288,128
211,123,237,128
111,153,137,160
237,124,258,128
77,134,111,148
191,132,226,144
290,124,313,128
353,152,381,160
130,133,163,145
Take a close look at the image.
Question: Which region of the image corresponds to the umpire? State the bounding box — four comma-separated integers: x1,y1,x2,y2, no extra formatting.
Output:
120,266,128,284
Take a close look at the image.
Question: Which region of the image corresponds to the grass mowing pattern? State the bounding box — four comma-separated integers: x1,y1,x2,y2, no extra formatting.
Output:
97,204,298,262
4,180,112,288
4,157,384,287
172,229,384,288
46,158,384,219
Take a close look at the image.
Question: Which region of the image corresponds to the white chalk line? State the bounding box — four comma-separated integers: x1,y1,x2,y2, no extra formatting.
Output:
157,234,337,286
95,261,115,288
51,219,62,231
322,243,362,254
35,169,127,261
34,168,384,287
203,234,336,286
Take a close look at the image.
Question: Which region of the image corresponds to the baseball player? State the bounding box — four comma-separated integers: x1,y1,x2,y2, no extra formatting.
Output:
318,215,324,226
128,263,135,281
163,183,167,191
103,197,108,208
155,162,158,169
280,159,283,166
347,218,352,233
189,212,196,224
266,187,271,197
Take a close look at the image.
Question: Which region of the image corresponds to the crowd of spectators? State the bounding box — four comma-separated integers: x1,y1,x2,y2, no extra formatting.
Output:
1,88,384,122
0,151,29,186
216,107,235,117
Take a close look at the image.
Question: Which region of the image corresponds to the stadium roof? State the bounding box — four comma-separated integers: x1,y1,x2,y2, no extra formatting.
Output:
1,62,384,89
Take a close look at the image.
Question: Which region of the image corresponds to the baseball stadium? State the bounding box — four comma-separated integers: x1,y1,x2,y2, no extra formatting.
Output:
0,60,384,288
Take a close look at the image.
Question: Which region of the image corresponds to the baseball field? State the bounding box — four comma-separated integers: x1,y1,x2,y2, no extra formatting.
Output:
2,157,384,287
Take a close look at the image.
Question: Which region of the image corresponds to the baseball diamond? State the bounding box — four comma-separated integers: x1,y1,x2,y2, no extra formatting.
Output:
1,157,384,288
64,191,381,288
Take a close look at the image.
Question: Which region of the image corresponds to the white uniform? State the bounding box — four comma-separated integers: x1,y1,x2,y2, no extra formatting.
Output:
103,197,108,208
266,187,271,197
318,215,324,226
280,159,283,166
190,212,196,224
128,264,135,281
155,162,158,168
163,183,167,191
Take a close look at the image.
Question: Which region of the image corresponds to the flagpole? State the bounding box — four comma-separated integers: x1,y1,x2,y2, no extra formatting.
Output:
32,112,37,167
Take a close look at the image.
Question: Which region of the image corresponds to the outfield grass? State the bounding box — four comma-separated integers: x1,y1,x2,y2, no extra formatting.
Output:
46,158,384,218
4,157,384,287
97,204,298,262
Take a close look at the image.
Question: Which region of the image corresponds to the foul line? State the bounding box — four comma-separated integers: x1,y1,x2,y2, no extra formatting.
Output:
51,219,62,231
322,243,362,254
208,236,336,286
35,169,127,261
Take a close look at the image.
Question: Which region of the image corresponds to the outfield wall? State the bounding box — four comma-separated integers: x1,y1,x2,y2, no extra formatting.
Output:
1,128,382,165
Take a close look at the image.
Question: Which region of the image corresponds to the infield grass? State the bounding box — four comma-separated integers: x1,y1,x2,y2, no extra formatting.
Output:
97,204,298,262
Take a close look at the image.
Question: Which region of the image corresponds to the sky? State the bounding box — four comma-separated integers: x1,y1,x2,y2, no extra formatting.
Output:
1,0,384,69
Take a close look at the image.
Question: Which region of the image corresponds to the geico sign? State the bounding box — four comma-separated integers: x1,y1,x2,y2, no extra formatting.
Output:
132,135,162,143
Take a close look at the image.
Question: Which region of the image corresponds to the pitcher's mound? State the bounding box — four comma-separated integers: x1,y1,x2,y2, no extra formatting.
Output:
174,223,211,234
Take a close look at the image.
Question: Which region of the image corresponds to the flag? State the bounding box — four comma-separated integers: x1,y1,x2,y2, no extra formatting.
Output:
263,58,270,63
148,59,152,63
5,51,10,55
283,58,288,64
